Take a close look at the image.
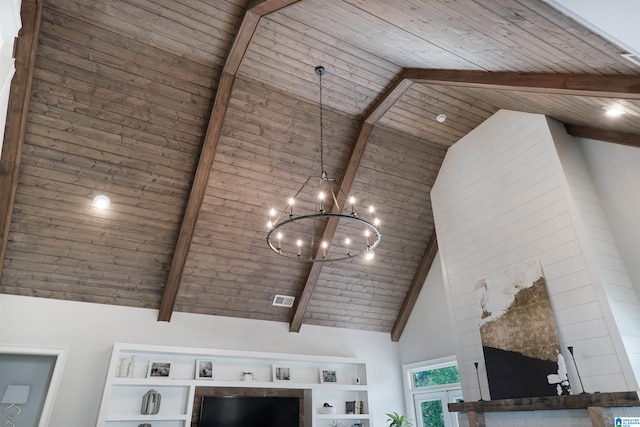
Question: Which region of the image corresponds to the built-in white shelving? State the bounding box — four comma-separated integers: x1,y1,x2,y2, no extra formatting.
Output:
96,343,372,427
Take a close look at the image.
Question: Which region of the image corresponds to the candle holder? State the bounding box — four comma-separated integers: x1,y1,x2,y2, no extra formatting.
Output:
567,346,587,394
474,362,484,401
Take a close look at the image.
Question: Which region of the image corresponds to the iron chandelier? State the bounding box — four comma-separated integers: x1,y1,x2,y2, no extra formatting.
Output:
266,66,382,262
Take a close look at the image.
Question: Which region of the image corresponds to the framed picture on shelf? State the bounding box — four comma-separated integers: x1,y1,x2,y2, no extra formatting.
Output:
196,359,214,380
272,365,291,382
146,361,172,378
319,368,337,383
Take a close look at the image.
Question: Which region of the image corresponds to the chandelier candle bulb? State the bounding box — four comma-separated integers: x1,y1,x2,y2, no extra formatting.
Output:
288,198,295,217
318,191,325,213
268,208,276,229
365,248,374,260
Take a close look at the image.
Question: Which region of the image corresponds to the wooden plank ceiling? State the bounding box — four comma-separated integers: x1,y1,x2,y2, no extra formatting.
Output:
2,0,639,340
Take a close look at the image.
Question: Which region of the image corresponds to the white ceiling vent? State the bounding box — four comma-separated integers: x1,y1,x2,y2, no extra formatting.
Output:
621,53,640,67
272,295,295,308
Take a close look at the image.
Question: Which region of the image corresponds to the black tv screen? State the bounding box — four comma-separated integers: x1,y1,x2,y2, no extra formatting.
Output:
199,396,300,427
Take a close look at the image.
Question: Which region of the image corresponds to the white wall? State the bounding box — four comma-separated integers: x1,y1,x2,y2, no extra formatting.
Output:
580,137,640,387
431,110,638,426
549,119,640,388
398,252,458,365
0,294,404,427
545,0,640,56
580,138,640,305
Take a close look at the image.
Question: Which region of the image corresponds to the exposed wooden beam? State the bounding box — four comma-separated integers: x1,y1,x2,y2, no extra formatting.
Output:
391,230,438,342
248,0,298,16
290,71,414,332
448,391,640,413
157,0,301,322
364,73,414,124
289,122,374,332
565,124,640,148
157,72,234,321
0,0,43,284
405,69,640,99
222,12,261,76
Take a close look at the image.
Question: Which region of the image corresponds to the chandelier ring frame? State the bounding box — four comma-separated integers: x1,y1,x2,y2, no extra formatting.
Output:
266,213,382,262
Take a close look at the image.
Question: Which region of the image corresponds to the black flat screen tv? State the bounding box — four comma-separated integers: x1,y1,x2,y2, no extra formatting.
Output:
199,396,300,427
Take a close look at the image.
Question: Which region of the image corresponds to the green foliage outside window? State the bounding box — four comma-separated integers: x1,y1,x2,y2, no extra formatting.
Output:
412,365,460,388
420,400,444,427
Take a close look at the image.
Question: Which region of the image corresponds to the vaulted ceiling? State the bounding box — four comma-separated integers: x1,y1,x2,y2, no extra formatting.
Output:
1,0,639,341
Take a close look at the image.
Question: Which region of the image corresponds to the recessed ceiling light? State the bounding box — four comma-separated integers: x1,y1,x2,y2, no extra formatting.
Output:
436,114,447,123
93,194,111,209
604,107,624,117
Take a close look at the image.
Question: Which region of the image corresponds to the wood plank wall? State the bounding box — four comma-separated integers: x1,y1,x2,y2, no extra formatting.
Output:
301,125,447,332
175,75,359,321
1,0,244,304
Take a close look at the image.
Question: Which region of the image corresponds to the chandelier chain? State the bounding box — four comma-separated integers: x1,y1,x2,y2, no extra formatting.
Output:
318,67,325,176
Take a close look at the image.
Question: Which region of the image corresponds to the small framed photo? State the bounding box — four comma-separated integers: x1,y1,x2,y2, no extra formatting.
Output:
147,361,172,378
319,368,337,384
272,365,291,382
196,359,214,380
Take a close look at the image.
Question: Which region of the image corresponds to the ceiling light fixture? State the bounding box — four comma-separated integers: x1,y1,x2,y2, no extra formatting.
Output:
266,66,381,262
436,114,447,123
93,194,111,209
604,106,624,117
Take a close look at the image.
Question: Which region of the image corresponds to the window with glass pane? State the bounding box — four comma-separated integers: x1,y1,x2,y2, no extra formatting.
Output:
421,399,445,427
412,365,460,388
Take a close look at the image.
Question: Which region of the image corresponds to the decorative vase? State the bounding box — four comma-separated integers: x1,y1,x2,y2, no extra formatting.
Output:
117,358,130,377
127,355,137,378
141,389,161,415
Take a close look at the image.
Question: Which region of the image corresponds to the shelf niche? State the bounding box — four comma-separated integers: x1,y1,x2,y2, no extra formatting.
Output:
97,343,369,427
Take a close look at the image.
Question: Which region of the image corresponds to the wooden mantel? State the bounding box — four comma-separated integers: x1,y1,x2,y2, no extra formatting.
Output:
448,392,640,427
